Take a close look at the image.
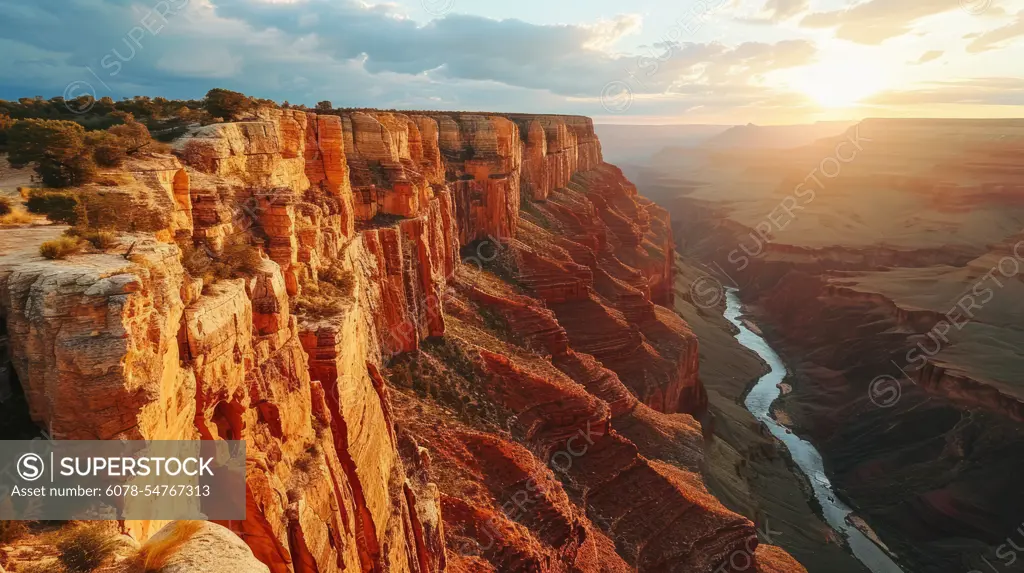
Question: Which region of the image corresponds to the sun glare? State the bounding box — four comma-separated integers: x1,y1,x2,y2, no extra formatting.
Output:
793,59,889,109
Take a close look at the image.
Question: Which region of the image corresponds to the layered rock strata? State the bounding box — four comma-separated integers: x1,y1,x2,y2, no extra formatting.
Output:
0,108,802,573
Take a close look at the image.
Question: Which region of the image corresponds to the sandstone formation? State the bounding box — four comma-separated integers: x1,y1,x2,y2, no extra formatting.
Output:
141,521,271,573
0,108,803,573
647,118,1024,573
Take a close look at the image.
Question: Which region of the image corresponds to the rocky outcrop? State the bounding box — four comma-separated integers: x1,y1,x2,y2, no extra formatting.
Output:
0,107,802,573
658,117,1024,572
507,114,602,202
140,521,271,573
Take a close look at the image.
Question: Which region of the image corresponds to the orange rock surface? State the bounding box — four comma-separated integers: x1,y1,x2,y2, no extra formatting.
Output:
0,108,803,573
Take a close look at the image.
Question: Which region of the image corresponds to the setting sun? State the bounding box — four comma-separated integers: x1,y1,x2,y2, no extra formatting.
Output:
791,59,891,108
1,1,1023,572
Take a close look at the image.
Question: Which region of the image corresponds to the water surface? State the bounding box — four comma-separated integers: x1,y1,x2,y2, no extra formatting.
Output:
724,288,905,573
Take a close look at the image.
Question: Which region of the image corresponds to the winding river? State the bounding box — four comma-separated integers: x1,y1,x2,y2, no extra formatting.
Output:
723,288,905,573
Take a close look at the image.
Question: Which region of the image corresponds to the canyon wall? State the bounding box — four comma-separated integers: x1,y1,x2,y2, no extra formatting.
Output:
659,117,1024,572
0,109,801,572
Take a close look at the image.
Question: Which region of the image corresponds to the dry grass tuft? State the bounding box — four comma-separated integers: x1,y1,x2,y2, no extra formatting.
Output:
18,562,62,573
130,521,204,573
179,234,263,288
54,523,119,573
65,227,119,250
293,262,355,318
0,210,34,227
40,236,83,260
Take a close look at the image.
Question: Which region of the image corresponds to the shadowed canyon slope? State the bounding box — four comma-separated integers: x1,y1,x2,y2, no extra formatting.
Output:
637,118,1024,573
0,109,804,572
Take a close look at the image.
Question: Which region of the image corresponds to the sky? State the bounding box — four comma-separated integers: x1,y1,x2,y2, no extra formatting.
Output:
0,0,1023,124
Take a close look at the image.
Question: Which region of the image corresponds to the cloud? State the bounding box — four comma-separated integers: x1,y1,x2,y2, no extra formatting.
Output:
738,0,811,24
800,0,961,44
967,11,1024,53
866,77,1024,106
0,0,818,122
913,50,944,64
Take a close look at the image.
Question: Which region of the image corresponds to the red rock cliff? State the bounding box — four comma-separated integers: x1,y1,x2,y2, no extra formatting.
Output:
0,108,802,573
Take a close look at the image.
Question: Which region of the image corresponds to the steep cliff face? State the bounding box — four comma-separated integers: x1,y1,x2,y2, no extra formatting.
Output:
657,118,1024,573
0,108,801,573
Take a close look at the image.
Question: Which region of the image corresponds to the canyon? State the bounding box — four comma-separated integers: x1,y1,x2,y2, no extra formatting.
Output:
0,108,806,572
633,119,1024,573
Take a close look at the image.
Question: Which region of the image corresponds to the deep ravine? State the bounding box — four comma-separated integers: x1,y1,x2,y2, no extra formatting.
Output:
724,288,906,573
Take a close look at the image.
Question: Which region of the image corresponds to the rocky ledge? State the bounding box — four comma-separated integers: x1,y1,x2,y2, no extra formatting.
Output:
0,108,803,573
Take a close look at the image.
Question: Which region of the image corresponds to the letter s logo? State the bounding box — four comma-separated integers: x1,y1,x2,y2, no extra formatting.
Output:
17,453,45,481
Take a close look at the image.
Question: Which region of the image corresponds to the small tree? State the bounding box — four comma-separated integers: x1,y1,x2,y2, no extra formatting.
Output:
7,119,95,187
316,100,333,112
107,111,155,154
204,88,254,120
175,105,208,125
86,130,127,167
26,189,80,223
0,112,12,148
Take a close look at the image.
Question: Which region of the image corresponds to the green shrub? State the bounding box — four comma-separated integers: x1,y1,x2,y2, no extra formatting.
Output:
36,155,97,189
204,88,256,120
26,189,79,224
107,112,161,155
56,524,119,572
40,236,83,259
0,112,12,148
85,130,127,167
7,119,96,187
